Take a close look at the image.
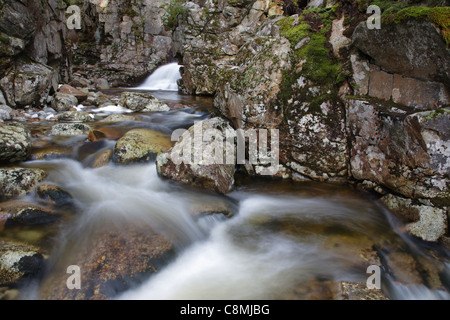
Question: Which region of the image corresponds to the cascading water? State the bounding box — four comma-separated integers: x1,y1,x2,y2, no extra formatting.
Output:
135,63,181,91
7,65,449,301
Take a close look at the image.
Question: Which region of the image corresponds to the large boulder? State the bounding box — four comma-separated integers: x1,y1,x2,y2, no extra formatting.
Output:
113,128,173,164
347,99,449,203
0,60,54,107
52,93,78,112
0,239,44,286
156,118,236,194
352,17,450,91
0,168,47,201
0,122,31,163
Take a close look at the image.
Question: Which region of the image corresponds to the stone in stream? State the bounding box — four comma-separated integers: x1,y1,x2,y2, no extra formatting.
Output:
31,145,73,160
0,122,31,164
156,118,236,194
113,128,173,164
101,114,136,123
35,184,74,208
52,93,78,112
0,168,47,201
119,92,170,112
56,111,95,122
58,84,88,103
51,123,91,136
39,225,175,300
91,149,113,168
0,240,44,287
0,200,60,225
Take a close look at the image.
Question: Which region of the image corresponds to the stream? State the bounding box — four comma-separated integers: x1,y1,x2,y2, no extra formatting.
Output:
2,66,449,300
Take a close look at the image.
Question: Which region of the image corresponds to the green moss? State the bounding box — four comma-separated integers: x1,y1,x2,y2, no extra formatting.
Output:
384,7,450,46
422,107,450,120
163,0,186,31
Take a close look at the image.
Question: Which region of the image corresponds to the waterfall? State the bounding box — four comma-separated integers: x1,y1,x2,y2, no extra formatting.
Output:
135,63,181,91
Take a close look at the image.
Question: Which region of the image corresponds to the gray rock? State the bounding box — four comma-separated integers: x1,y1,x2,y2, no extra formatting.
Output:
156,118,236,194
56,111,95,122
352,19,450,92
0,240,44,286
0,105,12,121
119,92,169,112
51,123,91,136
95,78,110,90
52,93,78,112
0,60,54,107
0,168,47,201
0,122,31,164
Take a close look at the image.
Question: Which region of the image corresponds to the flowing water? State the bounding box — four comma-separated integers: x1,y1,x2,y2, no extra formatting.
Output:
3,65,450,300
133,63,181,91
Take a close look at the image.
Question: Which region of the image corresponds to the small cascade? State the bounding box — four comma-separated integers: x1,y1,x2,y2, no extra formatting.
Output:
135,63,181,91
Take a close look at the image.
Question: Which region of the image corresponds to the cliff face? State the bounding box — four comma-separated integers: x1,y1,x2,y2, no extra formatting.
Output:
170,0,450,242
67,0,175,86
0,0,68,108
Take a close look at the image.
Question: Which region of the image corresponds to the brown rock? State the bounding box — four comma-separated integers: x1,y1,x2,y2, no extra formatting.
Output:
0,200,59,225
368,70,393,101
92,149,113,168
40,225,175,300
58,85,88,103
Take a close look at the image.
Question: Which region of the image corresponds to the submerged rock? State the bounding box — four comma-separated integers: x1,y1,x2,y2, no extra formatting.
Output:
0,200,59,225
337,281,388,300
119,92,169,112
51,123,91,136
40,225,175,300
0,168,47,201
156,118,236,194
0,240,44,286
31,145,73,160
35,184,74,208
0,122,31,164
113,128,173,164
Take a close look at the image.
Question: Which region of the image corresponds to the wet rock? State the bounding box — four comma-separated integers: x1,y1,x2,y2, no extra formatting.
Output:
189,200,233,218
337,281,388,300
0,239,44,286
119,92,169,112
52,93,78,112
58,84,88,103
51,123,91,136
56,111,95,123
407,206,448,242
0,122,31,164
31,145,73,160
87,127,125,142
91,149,113,168
0,287,20,300
0,201,59,225
35,184,73,208
156,118,236,194
85,92,111,107
113,128,173,164
0,168,47,201
40,226,175,300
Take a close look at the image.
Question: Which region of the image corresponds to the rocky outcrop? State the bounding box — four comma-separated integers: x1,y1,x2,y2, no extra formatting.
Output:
0,0,68,108
68,0,174,85
156,118,236,194
0,122,31,164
